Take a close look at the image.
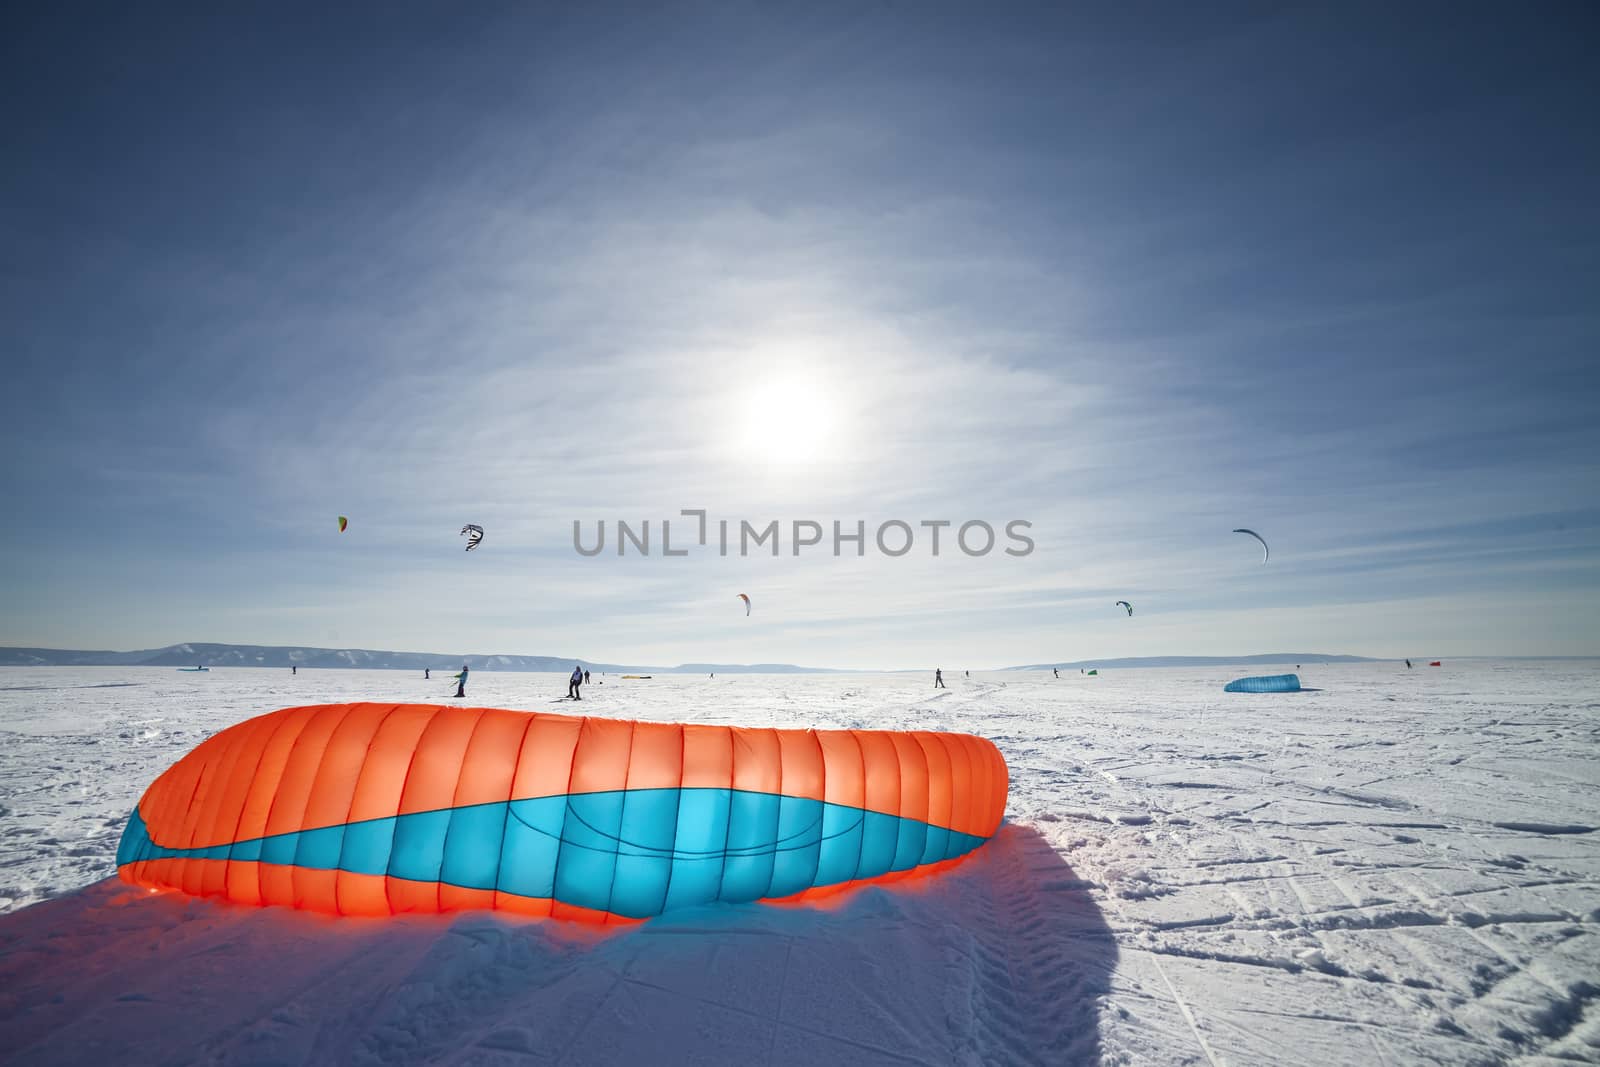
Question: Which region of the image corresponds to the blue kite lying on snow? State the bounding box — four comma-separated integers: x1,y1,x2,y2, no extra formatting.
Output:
1223,673,1302,693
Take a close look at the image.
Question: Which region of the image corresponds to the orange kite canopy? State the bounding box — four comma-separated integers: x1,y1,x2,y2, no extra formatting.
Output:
117,703,1009,923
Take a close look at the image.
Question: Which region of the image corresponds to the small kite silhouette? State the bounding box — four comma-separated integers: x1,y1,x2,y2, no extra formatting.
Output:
1233,528,1269,564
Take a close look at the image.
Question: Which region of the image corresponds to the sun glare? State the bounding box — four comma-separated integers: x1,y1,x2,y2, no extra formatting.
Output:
739,376,835,466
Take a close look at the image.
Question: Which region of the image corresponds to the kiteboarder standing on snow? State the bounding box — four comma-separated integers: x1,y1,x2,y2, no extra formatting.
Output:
453,664,468,699
568,665,583,700
934,668,945,689
1053,667,1059,679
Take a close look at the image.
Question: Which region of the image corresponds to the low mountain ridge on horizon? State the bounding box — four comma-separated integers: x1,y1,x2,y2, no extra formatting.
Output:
0,642,836,674
1007,653,1381,670
0,643,1439,674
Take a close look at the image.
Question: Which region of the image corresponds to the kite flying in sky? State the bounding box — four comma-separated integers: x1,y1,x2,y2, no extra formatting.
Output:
737,593,751,616
461,524,484,551
1232,528,1269,564
1115,600,1133,616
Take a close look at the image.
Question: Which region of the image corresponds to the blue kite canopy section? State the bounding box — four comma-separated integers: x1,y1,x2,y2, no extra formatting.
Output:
1224,673,1302,693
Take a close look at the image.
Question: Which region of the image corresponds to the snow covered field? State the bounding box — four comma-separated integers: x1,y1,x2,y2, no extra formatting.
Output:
1,662,1596,1065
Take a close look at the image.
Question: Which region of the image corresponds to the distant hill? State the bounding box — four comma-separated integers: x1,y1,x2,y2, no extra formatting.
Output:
1005,654,1380,670
0,643,836,674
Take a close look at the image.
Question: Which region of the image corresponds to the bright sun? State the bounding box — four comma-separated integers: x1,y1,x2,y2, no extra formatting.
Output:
738,376,835,466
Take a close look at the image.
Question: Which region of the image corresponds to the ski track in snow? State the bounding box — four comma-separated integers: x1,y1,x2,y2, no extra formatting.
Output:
1,662,1597,1065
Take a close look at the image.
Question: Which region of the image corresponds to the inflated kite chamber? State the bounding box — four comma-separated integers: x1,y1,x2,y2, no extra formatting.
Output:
1223,673,1302,693
117,703,1009,922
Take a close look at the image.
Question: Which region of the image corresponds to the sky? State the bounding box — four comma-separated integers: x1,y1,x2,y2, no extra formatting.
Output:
2,3,1597,668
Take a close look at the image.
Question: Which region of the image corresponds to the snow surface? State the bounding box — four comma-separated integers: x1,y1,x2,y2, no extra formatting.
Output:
1,662,1597,1065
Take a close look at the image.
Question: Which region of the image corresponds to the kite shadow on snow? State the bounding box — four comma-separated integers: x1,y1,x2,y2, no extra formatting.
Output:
0,825,1115,1067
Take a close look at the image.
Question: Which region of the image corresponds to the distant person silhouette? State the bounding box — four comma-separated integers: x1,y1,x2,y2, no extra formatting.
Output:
1053,668,1059,678
583,670,590,684
568,665,583,700
291,665,296,675
425,667,430,679
934,668,945,689
453,664,468,698
1405,659,1412,669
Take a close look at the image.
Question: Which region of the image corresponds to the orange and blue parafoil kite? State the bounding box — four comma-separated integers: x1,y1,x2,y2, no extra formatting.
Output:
116,703,1008,923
